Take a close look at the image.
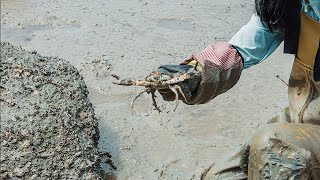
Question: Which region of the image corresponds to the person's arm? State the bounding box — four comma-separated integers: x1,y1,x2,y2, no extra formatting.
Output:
156,14,284,105
229,14,284,69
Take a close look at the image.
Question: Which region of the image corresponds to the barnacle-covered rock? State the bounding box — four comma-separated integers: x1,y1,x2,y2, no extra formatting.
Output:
0,42,107,179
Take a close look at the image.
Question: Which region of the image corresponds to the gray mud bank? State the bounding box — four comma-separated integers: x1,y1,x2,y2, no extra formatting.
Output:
0,42,113,179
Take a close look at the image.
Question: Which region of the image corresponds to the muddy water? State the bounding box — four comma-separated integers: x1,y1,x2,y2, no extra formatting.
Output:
1,0,293,179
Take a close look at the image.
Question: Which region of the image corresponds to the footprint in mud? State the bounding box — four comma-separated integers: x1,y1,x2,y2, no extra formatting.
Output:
157,18,195,31
1,22,81,44
1,23,54,43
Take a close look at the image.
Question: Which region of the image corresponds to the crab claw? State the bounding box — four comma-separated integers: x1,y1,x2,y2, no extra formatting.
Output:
111,74,135,86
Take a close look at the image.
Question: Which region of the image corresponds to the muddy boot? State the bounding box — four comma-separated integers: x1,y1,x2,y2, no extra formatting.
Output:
267,107,291,124
203,168,246,180
203,148,247,180
287,13,320,125
246,123,320,179
288,57,320,125
203,123,320,180
203,163,247,180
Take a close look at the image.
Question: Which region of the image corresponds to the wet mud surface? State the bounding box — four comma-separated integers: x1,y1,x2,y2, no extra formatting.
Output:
0,42,111,179
1,0,294,179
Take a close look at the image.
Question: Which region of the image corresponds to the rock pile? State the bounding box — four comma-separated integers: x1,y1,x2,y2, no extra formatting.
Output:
0,42,106,179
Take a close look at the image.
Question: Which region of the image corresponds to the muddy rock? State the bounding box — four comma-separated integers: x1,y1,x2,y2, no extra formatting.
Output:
0,42,106,179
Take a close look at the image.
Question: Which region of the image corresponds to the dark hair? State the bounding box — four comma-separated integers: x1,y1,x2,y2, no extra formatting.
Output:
255,0,287,31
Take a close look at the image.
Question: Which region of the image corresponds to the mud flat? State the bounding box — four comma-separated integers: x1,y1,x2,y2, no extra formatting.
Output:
1,0,294,178
0,42,110,179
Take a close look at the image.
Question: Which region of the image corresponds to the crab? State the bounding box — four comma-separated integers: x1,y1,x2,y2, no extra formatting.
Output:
112,69,200,113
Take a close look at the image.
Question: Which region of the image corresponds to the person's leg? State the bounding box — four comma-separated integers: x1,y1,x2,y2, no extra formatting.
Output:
204,123,320,180
246,123,320,179
267,107,291,124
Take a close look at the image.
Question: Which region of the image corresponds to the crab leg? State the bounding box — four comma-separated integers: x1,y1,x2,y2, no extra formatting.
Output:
151,90,162,113
112,74,135,86
168,85,179,111
112,74,161,87
162,73,190,85
131,90,146,111
173,85,188,102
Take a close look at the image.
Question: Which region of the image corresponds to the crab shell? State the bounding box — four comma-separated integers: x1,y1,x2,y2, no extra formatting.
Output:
145,72,173,84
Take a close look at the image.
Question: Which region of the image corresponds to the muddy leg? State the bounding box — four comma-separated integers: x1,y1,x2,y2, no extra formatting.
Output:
204,123,320,180
267,107,291,124
246,123,320,179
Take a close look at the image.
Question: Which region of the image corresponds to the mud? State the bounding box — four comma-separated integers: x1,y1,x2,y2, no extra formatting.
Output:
1,0,295,179
0,42,112,179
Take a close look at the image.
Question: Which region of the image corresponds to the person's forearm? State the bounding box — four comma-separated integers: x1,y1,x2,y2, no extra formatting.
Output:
229,14,284,69
180,14,285,104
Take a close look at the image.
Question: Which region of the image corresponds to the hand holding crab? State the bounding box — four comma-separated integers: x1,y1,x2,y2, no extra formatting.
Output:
112,65,201,113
